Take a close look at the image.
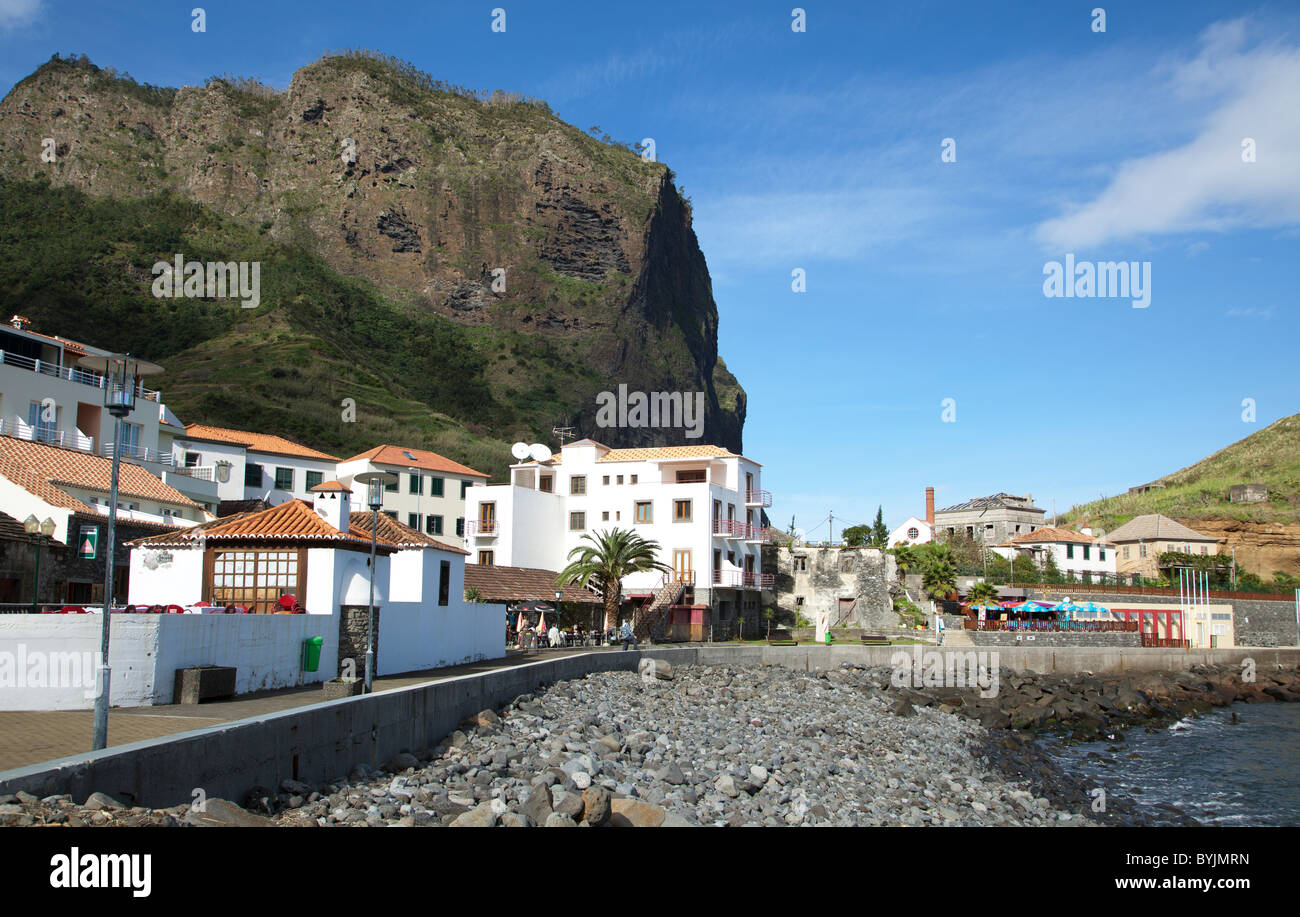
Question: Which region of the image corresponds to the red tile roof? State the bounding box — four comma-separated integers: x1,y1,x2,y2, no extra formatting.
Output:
0,436,200,515
349,511,468,554
463,564,601,604
129,499,395,551
343,444,488,478
183,424,340,461
1002,527,1113,546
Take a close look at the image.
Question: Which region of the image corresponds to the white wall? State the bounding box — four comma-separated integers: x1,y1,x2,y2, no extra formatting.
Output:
377,598,504,675
0,612,336,710
128,547,206,606
244,452,339,505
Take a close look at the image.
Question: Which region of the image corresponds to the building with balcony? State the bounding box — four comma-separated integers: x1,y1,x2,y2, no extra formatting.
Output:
336,444,488,547
175,424,341,511
463,440,770,628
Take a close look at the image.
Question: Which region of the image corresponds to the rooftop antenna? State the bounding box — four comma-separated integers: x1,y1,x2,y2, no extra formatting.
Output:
552,426,575,445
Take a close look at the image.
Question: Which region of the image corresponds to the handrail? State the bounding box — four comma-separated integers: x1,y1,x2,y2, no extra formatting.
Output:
0,349,161,399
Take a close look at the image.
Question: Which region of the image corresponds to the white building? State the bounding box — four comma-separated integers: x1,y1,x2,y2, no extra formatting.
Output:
127,481,502,675
464,440,771,627
173,423,341,510
889,515,932,547
991,527,1117,580
336,444,488,547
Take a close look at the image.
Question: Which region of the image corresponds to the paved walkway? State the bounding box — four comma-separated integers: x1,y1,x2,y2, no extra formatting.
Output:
0,646,627,773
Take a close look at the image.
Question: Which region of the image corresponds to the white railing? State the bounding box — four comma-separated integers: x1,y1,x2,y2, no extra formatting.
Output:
102,441,168,463
0,349,162,400
171,465,215,481
0,417,95,452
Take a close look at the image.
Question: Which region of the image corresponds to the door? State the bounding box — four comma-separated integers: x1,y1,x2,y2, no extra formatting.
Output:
478,502,496,533
673,549,693,583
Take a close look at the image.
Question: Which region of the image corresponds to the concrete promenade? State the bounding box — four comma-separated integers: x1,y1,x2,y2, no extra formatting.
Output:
1,644,1296,808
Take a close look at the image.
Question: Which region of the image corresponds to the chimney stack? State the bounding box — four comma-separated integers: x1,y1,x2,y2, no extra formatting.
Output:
310,481,353,532
925,486,935,527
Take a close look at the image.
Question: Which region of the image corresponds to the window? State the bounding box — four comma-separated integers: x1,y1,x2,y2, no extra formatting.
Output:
427,515,444,536
570,475,586,495
1083,546,1090,561
673,499,692,522
676,469,706,484
1066,544,1075,559
244,463,263,487
1100,548,1107,561
305,470,323,490
602,511,610,521
274,467,294,491
27,401,60,442
384,510,398,520
184,452,201,468
539,476,553,493
116,421,141,455
209,549,302,614
1123,546,1130,559
409,473,423,495
456,518,464,537
438,560,450,606
635,501,653,523
1139,544,1148,557
409,513,421,530
794,556,808,572
602,476,610,485
461,481,471,498
907,527,919,540
630,475,637,484
795,596,804,606
384,476,398,492
1200,545,1208,555
431,477,444,497
478,550,494,566
617,475,624,485
570,512,586,531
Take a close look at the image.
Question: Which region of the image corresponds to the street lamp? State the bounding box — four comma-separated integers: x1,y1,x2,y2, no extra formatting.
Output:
354,471,398,693
77,353,163,751
23,515,56,614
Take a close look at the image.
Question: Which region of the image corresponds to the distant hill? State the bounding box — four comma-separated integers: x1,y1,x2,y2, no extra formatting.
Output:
0,52,746,478
1065,414,1300,532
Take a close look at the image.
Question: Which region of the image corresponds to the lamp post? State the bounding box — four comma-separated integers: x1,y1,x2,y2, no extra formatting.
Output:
354,471,397,693
77,353,163,751
23,515,56,614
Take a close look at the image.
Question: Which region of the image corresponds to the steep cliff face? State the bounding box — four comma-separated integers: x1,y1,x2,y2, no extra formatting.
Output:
0,53,745,465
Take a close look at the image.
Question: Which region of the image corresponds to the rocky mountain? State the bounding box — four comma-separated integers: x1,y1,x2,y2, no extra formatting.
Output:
0,52,745,475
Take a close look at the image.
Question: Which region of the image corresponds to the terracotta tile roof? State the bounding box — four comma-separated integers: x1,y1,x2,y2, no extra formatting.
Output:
3,320,90,355
183,424,340,461
1004,527,1114,546
1105,514,1218,544
596,445,753,464
349,511,468,554
0,436,201,514
128,499,395,551
342,444,488,478
310,480,352,493
463,564,601,605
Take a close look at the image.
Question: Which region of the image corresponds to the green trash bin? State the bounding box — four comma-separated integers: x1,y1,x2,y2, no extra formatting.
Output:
302,636,324,672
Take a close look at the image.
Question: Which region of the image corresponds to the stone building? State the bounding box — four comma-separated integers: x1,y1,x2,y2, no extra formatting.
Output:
1228,483,1267,505
770,543,896,630
933,493,1046,546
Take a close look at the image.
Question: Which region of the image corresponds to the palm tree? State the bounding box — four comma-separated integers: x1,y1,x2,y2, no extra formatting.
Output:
555,528,670,631
892,544,918,582
967,581,999,605
921,555,958,602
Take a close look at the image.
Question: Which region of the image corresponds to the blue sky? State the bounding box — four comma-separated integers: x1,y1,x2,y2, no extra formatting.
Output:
2,1,1298,537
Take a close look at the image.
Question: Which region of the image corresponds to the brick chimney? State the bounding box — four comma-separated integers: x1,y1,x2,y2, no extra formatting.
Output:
925,486,935,527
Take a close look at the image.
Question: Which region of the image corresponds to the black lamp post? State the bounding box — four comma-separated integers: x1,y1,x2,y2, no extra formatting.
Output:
354,471,397,693
23,515,55,614
77,353,163,751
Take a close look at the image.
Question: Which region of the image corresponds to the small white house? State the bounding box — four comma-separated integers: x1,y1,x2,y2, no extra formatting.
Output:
889,516,932,547
991,526,1117,579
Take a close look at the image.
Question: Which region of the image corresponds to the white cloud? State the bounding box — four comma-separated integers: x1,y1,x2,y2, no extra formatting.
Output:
1037,19,1300,250
0,0,42,30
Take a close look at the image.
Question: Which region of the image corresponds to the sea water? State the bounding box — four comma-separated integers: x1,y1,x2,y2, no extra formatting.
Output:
1043,703,1300,826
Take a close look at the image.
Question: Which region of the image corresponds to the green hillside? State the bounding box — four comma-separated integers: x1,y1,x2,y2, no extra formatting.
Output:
1065,414,1300,530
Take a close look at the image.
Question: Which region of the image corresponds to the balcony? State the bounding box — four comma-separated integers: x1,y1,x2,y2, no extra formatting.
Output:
103,442,172,464
170,465,215,481
0,417,94,452
0,349,161,400
745,489,772,507
465,520,497,536
712,570,774,590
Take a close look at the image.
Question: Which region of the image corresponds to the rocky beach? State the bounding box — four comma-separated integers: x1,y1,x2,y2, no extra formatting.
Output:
4,658,1295,828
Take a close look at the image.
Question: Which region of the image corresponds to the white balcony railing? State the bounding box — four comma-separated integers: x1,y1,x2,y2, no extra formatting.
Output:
170,465,215,481
0,349,161,401
0,417,95,452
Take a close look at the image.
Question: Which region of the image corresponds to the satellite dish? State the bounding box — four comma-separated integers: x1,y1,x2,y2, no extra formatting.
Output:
529,443,552,463
511,442,530,461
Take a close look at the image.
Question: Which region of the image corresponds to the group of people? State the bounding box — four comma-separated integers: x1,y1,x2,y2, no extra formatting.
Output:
506,616,640,651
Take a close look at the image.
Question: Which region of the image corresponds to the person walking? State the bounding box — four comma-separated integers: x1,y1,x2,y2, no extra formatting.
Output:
619,619,637,651
936,615,946,646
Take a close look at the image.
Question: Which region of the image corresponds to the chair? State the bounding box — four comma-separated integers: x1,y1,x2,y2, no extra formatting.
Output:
167,604,186,614
59,606,88,614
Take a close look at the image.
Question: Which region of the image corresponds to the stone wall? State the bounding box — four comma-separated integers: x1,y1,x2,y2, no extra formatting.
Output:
970,630,1142,648
774,544,895,630
338,605,376,680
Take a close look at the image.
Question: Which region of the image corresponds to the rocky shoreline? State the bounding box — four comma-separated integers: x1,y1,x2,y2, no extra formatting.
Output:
1,660,1295,828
